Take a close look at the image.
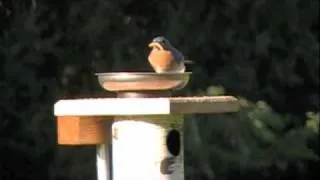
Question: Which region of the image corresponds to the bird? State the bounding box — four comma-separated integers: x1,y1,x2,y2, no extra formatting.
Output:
147,36,192,73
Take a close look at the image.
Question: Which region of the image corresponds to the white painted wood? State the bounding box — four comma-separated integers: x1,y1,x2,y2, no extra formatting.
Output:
111,116,184,180
54,98,170,116
53,96,239,116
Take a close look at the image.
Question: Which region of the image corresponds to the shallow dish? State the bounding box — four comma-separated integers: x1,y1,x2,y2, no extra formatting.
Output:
95,72,191,92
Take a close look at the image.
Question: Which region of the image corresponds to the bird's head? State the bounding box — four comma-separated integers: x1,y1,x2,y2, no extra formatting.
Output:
148,36,171,51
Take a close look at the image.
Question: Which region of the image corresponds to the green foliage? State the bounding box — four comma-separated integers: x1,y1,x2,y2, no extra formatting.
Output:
0,8,58,180
0,0,318,180
184,86,318,179
306,112,320,134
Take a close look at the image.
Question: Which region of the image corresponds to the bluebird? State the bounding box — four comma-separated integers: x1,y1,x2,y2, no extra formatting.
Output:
148,36,192,73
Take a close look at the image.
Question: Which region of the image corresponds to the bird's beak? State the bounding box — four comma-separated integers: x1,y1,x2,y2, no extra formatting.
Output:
148,42,164,50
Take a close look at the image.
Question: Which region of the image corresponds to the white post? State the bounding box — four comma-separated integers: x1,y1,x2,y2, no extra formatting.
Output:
97,144,112,180
97,122,113,180
111,115,184,180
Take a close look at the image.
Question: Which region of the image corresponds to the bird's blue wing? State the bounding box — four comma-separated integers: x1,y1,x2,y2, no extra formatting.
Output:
171,47,184,62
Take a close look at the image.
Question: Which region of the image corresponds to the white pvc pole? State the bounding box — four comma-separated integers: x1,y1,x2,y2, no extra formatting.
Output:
97,122,112,180
96,144,111,180
111,115,184,180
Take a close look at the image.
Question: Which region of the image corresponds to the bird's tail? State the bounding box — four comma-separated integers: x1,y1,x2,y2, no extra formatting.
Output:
184,60,194,64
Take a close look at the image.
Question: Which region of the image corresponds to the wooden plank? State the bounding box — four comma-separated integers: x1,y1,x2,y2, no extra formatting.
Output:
170,96,239,114
57,116,112,145
54,96,239,116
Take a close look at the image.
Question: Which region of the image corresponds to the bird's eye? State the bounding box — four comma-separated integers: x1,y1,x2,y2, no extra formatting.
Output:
162,40,169,45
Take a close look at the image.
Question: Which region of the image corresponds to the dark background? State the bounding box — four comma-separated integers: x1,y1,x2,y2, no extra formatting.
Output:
0,0,319,179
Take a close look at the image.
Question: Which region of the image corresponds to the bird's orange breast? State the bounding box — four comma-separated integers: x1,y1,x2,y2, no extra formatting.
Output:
148,49,175,73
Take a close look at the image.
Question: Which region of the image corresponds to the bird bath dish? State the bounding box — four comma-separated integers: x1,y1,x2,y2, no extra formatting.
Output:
95,72,191,92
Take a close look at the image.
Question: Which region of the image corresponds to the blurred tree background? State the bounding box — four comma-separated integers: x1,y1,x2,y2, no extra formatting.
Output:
0,0,319,179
